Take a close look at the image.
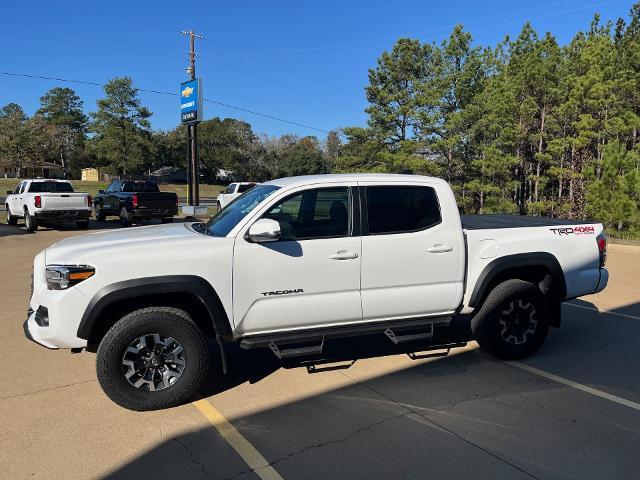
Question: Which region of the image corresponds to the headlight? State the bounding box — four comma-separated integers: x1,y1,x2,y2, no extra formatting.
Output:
45,265,95,290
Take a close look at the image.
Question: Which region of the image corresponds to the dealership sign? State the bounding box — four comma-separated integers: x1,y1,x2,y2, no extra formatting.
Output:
180,78,203,124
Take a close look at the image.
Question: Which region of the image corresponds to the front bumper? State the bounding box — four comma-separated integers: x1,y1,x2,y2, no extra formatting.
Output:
23,311,58,349
34,209,92,221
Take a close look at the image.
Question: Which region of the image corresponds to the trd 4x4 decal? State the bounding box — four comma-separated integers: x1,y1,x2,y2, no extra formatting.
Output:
550,226,595,236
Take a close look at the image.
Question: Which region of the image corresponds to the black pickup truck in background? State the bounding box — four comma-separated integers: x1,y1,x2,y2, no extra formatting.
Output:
94,180,179,227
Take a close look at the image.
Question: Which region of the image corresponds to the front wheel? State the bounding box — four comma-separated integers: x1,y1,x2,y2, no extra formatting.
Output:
96,307,210,411
6,205,17,225
471,279,549,360
24,210,38,232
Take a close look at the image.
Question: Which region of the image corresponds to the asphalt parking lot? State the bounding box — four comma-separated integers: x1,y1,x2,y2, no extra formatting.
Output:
1,220,639,480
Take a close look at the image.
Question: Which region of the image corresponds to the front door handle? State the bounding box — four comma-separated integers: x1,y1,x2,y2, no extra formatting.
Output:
329,250,359,260
427,244,453,253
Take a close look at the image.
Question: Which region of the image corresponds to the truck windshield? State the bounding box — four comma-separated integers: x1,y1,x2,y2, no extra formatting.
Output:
204,184,280,237
28,182,74,193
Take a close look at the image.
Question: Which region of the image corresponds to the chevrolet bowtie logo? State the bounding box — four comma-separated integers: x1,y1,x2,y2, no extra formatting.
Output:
181,86,194,98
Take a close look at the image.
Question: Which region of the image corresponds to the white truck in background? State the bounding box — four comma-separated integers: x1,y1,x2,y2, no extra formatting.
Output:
5,179,92,231
23,174,608,410
216,182,258,210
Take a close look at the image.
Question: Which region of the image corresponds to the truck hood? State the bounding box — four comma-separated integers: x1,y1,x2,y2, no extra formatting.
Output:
45,222,207,264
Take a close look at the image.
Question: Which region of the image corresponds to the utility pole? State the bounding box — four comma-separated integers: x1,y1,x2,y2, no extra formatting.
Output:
180,30,204,207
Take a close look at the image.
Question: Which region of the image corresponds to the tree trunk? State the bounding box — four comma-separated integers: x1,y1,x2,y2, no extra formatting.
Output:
535,107,546,203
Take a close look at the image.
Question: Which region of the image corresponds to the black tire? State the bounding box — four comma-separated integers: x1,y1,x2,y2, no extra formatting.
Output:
161,217,174,224
216,201,221,211
24,209,38,232
95,203,106,221
76,219,90,229
96,307,209,411
6,205,17,225
119,206,132,227
471,279,549,360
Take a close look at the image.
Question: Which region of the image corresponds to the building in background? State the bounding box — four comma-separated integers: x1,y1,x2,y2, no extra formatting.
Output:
81,168,100,182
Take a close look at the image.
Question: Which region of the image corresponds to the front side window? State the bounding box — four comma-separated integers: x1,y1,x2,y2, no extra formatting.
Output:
14,182,23,194
225,184,236,194
366,186,441,235
107,182,119,193
205,184,280,237
264,187,350,241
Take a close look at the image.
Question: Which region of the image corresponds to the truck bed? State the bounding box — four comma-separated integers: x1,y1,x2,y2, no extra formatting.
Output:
461,214,589,230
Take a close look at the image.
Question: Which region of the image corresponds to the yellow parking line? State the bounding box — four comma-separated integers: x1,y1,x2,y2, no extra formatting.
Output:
505,361,640,412
193,399,284,480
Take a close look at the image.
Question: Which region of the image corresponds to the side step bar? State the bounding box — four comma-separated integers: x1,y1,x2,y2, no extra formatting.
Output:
269,339,325,360
384,323,433,345
240,316,451,351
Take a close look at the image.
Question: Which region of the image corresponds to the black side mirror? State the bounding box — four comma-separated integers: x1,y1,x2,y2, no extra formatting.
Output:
6,190,12,195
98,190,105,194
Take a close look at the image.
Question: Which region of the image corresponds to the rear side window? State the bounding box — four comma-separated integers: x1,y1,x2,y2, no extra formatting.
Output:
264,187,350,240
366,186,441,235
237,183,255,193
28,182,74,193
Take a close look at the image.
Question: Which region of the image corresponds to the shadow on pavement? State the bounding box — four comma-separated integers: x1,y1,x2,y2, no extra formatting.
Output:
102,300,640,480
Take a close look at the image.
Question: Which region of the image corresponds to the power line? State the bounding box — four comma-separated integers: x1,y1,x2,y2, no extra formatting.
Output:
0,71,331,134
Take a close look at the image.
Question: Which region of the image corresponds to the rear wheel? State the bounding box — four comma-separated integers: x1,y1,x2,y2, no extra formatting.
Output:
6,205,17,225
471,279,549,360
96,307,209,411
95,203,106,221
76,219,90,229
119,206,132,227
216,201,221,211
24,209,38,232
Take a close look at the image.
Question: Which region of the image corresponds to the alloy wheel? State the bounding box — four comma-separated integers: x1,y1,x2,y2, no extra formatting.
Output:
121,333,186,391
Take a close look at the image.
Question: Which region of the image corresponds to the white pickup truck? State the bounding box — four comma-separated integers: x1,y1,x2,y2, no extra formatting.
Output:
5,179,92,231
24,174,608,410
216,182,258,210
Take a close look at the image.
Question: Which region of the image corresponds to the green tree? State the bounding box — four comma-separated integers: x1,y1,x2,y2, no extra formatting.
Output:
89,77,152,175
0,103,28,176
586,141,640,234
37,87,88,175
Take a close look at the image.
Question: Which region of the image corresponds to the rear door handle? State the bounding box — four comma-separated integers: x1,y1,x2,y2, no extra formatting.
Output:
329,250,359,260
427,244,453,253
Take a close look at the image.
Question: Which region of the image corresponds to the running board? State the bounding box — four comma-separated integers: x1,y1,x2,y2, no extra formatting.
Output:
239,316,451,351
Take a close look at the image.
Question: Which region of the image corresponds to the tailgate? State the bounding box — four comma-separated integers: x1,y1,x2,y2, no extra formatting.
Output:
136,192,177,209
41,193,88,210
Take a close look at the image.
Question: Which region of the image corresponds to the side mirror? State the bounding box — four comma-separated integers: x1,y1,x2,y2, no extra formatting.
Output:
6,190,12,195
98,190,105,194
219,189,225,194
246,218,281,243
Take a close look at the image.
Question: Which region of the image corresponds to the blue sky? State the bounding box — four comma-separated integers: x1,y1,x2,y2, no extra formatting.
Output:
1,0,635,139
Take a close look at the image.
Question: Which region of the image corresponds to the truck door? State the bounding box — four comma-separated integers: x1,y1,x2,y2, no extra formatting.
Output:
10,182,24,214
359,182,464,320
232,185,362,334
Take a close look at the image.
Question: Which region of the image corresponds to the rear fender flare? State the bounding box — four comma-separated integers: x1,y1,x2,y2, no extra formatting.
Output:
468,252,566,309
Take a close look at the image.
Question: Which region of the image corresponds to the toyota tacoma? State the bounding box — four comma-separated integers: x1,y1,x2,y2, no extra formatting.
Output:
24,174,609,410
